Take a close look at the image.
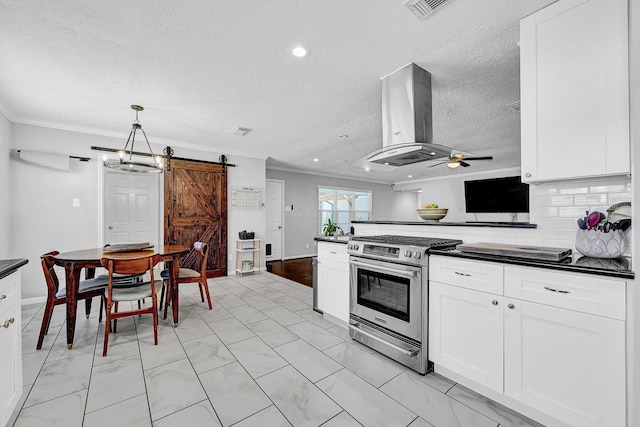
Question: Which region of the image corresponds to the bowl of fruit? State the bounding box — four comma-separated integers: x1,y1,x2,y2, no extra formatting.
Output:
417,204,448,221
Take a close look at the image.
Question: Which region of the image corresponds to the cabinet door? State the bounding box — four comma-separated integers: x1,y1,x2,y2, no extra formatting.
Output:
0,272,21,427
429,282,503,392
504,299,625,427
520,0,629,182
319,259,350,323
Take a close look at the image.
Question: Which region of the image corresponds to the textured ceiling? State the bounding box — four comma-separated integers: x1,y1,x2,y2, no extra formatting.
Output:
0,0,556,183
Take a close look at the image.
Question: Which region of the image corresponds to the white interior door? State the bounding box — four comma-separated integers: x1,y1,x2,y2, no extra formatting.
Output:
104,170,160,246
266,180,283,260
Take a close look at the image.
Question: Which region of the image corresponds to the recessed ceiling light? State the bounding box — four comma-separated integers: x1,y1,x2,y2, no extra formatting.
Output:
313,158,319,162
289,45,309,58
364,167,371,172
408,175,413,178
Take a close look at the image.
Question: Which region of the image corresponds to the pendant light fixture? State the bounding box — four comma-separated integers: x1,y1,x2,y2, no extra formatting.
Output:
103,105,163,173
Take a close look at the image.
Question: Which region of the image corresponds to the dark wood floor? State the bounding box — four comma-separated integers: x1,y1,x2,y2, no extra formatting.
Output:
266,257,313,288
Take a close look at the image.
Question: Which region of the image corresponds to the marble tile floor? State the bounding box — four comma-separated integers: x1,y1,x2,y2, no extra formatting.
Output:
12,272,543,427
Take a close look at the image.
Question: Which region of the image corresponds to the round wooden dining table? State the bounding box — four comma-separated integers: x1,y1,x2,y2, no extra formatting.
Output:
54,245,190,349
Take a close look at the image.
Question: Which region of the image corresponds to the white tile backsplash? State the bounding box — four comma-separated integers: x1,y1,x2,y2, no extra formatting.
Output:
366,175,632,256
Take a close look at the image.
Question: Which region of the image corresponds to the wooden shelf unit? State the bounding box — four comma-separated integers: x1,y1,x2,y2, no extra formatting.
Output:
235,239,261,276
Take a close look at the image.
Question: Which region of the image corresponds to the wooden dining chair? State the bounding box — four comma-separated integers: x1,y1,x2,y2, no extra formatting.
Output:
38,251,108,350
100,253,162,356
160,241,212,316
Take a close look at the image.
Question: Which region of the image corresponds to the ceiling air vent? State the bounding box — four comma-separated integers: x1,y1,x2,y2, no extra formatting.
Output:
507,101,521,113
230,126,252,136
403,0,451,20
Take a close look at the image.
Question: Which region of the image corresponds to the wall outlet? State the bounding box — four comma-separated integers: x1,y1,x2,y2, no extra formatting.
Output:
305,243,309,249
72,198,80,207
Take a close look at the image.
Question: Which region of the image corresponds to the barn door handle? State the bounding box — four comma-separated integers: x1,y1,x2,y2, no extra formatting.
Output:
167,214,171,227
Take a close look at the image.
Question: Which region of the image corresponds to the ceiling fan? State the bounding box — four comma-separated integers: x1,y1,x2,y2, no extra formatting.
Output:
428,153,494,169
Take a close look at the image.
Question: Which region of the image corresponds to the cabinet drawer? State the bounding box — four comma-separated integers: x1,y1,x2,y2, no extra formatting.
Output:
0,271,19,315
318,242,348,261
429,256,503,295
504,266,625,320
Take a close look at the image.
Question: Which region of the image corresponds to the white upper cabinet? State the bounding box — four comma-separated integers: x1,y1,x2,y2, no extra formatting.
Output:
520,0,629,182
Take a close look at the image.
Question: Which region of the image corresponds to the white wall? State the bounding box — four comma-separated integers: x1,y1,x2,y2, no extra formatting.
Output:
10,123,266,300
392,191,419,221
360,171,632,255
265,169,394,259
0,114,12,258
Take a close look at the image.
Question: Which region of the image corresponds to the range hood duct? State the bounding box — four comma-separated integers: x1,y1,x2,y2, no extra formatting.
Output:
367,63,452,167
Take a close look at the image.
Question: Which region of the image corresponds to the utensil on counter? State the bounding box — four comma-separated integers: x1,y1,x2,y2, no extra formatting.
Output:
577,218,587,230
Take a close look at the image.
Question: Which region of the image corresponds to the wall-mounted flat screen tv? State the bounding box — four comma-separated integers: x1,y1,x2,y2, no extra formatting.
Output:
464,176,530,213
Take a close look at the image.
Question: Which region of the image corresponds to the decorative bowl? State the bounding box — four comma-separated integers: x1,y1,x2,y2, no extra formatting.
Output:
575,229,628,258
416,208,448,221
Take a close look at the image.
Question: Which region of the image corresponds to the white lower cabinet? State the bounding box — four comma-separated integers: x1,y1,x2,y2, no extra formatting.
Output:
429,282,503,392
429,256,626,427
504,299,625,427
317,242,349,323
0,270,22,427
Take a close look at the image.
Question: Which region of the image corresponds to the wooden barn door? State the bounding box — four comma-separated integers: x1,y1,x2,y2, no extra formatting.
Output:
164,159,227,277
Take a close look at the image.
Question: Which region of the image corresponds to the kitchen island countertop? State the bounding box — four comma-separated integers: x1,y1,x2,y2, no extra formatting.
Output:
430,248,633,279
352,220,537,229
314,236,350,244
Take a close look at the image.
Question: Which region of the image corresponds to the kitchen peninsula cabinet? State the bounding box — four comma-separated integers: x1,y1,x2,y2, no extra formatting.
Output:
429,256,626,427
520,0,629,183
0,266,23,427
316,241,349,323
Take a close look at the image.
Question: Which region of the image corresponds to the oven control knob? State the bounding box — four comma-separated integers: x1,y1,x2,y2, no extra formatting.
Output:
404,250,412,258
347,244,352,250
354,244,359,250
413,252,421,259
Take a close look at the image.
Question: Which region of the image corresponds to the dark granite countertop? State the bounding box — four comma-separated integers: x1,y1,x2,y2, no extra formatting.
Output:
352,220,537,229
314,236,350,244
0,258,29,281
430,248,633,279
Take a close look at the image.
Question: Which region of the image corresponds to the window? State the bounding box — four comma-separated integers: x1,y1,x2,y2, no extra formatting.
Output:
318,187,372,234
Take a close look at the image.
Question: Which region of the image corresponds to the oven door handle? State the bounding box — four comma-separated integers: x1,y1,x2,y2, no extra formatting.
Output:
349,321,419,357
349,261,418,277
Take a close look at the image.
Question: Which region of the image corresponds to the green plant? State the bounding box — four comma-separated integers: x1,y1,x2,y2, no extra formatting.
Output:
322,218,342,236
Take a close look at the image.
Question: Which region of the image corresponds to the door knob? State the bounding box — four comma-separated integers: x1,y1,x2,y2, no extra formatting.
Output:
508,303,515,309
108,226,113,230
3,317,14,328
491,300,498,305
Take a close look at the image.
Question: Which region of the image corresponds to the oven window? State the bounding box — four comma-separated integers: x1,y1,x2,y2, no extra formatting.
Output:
356,268,410,322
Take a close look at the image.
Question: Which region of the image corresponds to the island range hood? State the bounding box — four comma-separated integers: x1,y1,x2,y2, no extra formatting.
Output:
367,63,452,166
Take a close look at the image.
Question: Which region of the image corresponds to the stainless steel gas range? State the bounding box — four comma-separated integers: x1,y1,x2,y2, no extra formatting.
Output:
347,235,462,374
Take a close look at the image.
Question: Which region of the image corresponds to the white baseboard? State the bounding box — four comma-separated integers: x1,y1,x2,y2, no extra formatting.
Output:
22,296,46,305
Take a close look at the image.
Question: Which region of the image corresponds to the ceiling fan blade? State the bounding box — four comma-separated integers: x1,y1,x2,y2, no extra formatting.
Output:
428,161,448,168
463,156,493,161
459,161,471,167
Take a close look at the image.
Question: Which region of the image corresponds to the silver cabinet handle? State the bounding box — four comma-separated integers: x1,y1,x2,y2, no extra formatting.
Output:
330,251,337,254
544,286,570,294
492,300,498,306
454,271,471,277
0,295,6,302
508,303,515,309
525,172,532,178
3,317,14,328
